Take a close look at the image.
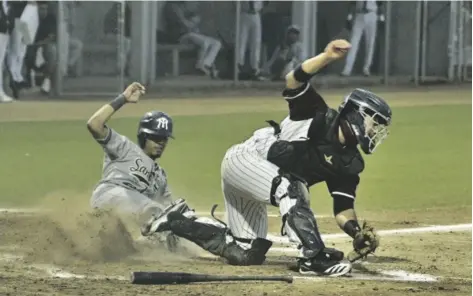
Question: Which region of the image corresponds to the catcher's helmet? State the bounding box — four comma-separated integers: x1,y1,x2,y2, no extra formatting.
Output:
338,89,392,154
137,111,174,148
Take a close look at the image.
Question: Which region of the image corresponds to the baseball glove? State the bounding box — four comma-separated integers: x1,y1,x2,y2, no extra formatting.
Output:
347,221,380,262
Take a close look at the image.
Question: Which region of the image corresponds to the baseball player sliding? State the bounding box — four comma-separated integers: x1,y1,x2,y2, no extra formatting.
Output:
143,39,391,277
87,82,190,249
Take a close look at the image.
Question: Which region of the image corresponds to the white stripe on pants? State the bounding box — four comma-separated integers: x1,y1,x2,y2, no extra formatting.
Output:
221,144,291,245
0,33,9,95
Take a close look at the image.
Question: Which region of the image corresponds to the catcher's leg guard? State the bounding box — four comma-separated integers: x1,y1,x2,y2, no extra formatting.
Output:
282,180,326,258
275,177,343,260
167,211,272,266
277,179,351,276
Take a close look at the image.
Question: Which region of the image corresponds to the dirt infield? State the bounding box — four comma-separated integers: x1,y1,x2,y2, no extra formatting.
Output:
0,207,471,296
0,189,471,295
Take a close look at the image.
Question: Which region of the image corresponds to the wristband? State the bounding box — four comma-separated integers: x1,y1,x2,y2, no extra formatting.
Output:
293,64,314,83
109,94,126,111
343,220,361,238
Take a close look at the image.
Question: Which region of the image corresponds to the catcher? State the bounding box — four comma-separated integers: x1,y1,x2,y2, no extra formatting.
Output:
143,39,387,276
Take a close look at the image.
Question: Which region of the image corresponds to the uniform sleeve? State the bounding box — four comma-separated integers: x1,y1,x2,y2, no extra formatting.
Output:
282,82,328,120
326,174,360,200
96,126,133,160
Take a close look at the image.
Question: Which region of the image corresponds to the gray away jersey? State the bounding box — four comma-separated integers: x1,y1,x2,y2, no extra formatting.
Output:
95,127,171,203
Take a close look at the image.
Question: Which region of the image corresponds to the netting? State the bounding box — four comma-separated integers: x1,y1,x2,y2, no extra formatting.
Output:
56,1,126,96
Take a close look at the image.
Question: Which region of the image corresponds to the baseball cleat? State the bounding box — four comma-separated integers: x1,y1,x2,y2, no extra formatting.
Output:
0,94,14,103
298,255,352,277
141,198,194,236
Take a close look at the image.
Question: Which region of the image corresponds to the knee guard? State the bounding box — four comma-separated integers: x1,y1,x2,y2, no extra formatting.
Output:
167,211,272,266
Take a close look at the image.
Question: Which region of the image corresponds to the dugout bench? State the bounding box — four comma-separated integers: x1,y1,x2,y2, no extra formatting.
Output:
82,42,194,77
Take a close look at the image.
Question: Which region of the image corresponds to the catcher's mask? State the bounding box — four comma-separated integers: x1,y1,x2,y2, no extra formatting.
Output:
137,111,174,150
338,89,392,154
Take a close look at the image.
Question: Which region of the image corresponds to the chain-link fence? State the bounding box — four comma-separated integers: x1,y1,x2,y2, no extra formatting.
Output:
51,1,469,97
56,1,126,96
450,0,472,82
416,0,471,83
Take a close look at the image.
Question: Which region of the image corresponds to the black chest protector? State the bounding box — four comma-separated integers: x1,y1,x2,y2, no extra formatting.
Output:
266,109,365,186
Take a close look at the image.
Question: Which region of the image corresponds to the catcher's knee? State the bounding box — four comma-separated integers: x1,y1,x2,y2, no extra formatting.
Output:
167,211,272,266
277,178,311,230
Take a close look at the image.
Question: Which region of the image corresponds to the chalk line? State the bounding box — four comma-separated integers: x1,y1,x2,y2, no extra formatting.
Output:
31,264,128,281
267,223,472,245
195,211,329,219
29,262,437,283
295,270,438,283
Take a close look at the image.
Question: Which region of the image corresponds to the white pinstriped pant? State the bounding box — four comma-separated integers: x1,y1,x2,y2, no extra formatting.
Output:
221,142,300,247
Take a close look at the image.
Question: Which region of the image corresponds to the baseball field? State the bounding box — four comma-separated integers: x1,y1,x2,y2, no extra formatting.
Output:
0,85,471,295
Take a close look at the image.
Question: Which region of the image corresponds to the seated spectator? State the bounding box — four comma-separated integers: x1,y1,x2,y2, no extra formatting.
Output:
24,2,56,95
165,1,221,78
262,25,305,81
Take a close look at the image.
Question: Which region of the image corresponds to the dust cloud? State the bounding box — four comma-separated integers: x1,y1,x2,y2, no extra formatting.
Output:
23,190,202,265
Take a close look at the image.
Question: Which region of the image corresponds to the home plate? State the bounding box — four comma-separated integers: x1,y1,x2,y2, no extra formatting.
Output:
296,269,437,283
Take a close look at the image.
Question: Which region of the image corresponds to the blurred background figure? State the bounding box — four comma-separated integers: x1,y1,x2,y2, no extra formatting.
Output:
104,1,131,76
0,0,13,102
341,0,384,77
238,0,267,81
7,1,34,99
262,24,304,81
165,1,221,78
63,1,83,77
24,1,56,95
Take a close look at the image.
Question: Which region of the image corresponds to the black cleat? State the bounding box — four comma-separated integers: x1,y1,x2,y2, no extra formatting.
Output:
298,251,352,277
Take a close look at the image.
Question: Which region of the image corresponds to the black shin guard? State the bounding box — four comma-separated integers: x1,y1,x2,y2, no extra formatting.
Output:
167,211,272,266
167,211,227,256
223,238,272,266
285,181,325,258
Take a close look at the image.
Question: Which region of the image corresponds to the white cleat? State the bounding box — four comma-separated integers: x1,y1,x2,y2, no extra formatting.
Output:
0,94,14,103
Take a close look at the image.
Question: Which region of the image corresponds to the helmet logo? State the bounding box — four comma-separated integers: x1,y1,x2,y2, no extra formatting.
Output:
156,117,169,130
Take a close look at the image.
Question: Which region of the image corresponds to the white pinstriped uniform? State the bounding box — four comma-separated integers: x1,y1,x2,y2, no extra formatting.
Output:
221,117,315,248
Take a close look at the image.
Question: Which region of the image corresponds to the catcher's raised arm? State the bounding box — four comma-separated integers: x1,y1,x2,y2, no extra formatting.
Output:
285,39,351,90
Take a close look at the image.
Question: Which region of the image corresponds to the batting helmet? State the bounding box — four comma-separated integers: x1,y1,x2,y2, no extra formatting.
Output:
137,111,174,148
338,89,392,154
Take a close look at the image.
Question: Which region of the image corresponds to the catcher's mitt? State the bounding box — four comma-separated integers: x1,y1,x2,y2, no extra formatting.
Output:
347,221,380,262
